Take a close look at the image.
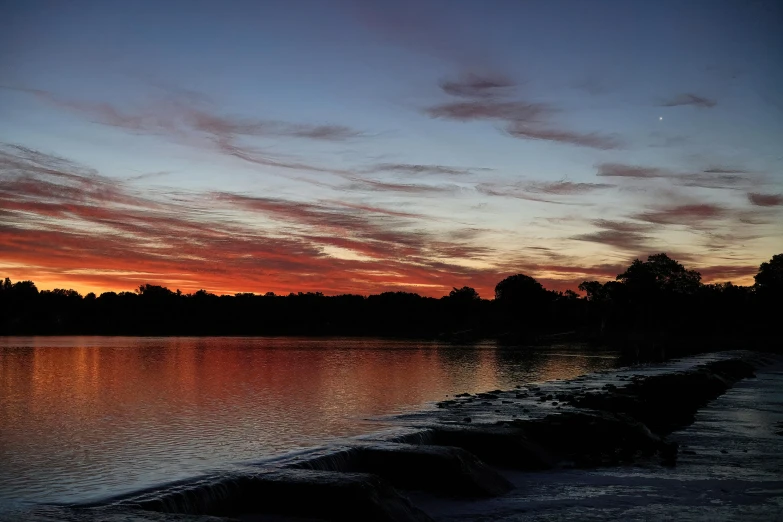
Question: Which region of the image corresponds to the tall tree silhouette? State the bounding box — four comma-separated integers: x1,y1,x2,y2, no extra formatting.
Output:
754,254,783,295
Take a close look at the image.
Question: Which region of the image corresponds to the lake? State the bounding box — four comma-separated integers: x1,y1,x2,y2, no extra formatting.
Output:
0,336,619,511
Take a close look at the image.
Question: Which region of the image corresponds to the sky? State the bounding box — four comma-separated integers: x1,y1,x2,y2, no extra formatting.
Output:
0,0,781,298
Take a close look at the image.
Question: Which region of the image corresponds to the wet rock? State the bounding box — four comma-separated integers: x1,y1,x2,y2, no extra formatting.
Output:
423,425,555,470
571,359,756,435
290,443,513,498
119,469,433,522
508,410,666,468
515,393,528,399
455,393,471,398
463,417,472,423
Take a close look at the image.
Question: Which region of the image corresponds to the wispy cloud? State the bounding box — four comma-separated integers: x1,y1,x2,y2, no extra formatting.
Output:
368,163,488,176
506,125,621,150
747,192,783,207
3,85,363,174
424,72,621,150
477,180,613,204
634,203,727,225
661,93,717,108
439,72,516,98
596,162,759,190
425,99,550,122
524,181,615,195
344,177,458,194
597,163,664,179
572,220,654,251
476,180,611,205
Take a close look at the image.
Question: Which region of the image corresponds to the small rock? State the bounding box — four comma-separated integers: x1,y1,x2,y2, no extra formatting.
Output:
720,449,728,454
463,417,472,423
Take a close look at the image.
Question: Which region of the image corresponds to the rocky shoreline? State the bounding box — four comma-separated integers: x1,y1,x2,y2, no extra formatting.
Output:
6,351,778,522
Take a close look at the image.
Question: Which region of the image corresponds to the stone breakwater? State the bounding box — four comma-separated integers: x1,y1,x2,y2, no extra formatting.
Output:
5,352,777,522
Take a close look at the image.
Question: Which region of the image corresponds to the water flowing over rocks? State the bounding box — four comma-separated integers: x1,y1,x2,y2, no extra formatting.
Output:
4,351,778,522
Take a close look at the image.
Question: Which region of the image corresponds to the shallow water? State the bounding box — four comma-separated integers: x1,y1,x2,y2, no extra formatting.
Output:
0,336,618,511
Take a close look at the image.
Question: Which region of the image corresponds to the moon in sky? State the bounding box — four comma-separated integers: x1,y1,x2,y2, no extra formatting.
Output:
659,116,664,121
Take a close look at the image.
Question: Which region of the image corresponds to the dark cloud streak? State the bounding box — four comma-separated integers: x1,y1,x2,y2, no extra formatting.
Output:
661,93,717,108
748,192,783,207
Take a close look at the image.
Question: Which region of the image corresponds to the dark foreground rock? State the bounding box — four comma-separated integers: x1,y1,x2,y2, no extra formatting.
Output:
118,469,433,522
568,358,757,434
286,442,512,498
397,426,555,471
509,410,672,468
408,357,762,470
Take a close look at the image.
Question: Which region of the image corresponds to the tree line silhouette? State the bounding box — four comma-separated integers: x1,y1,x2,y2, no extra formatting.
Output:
1,253,780,348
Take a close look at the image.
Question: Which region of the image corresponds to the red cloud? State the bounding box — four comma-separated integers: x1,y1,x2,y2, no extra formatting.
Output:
748,192,783,207
634,204,727,225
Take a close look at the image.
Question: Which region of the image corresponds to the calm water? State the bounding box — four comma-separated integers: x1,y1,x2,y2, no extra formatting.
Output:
0,337,619,510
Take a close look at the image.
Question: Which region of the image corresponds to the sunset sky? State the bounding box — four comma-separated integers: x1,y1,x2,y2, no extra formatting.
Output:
1,0,781,298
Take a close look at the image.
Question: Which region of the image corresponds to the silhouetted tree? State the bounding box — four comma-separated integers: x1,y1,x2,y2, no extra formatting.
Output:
578,281,607,302
447,286,480,302
495,274,549,304
754,254,783,295
616,253,701,296
494,274,555,332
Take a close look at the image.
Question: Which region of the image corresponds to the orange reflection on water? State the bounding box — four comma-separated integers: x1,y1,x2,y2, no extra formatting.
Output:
0,337,618,507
